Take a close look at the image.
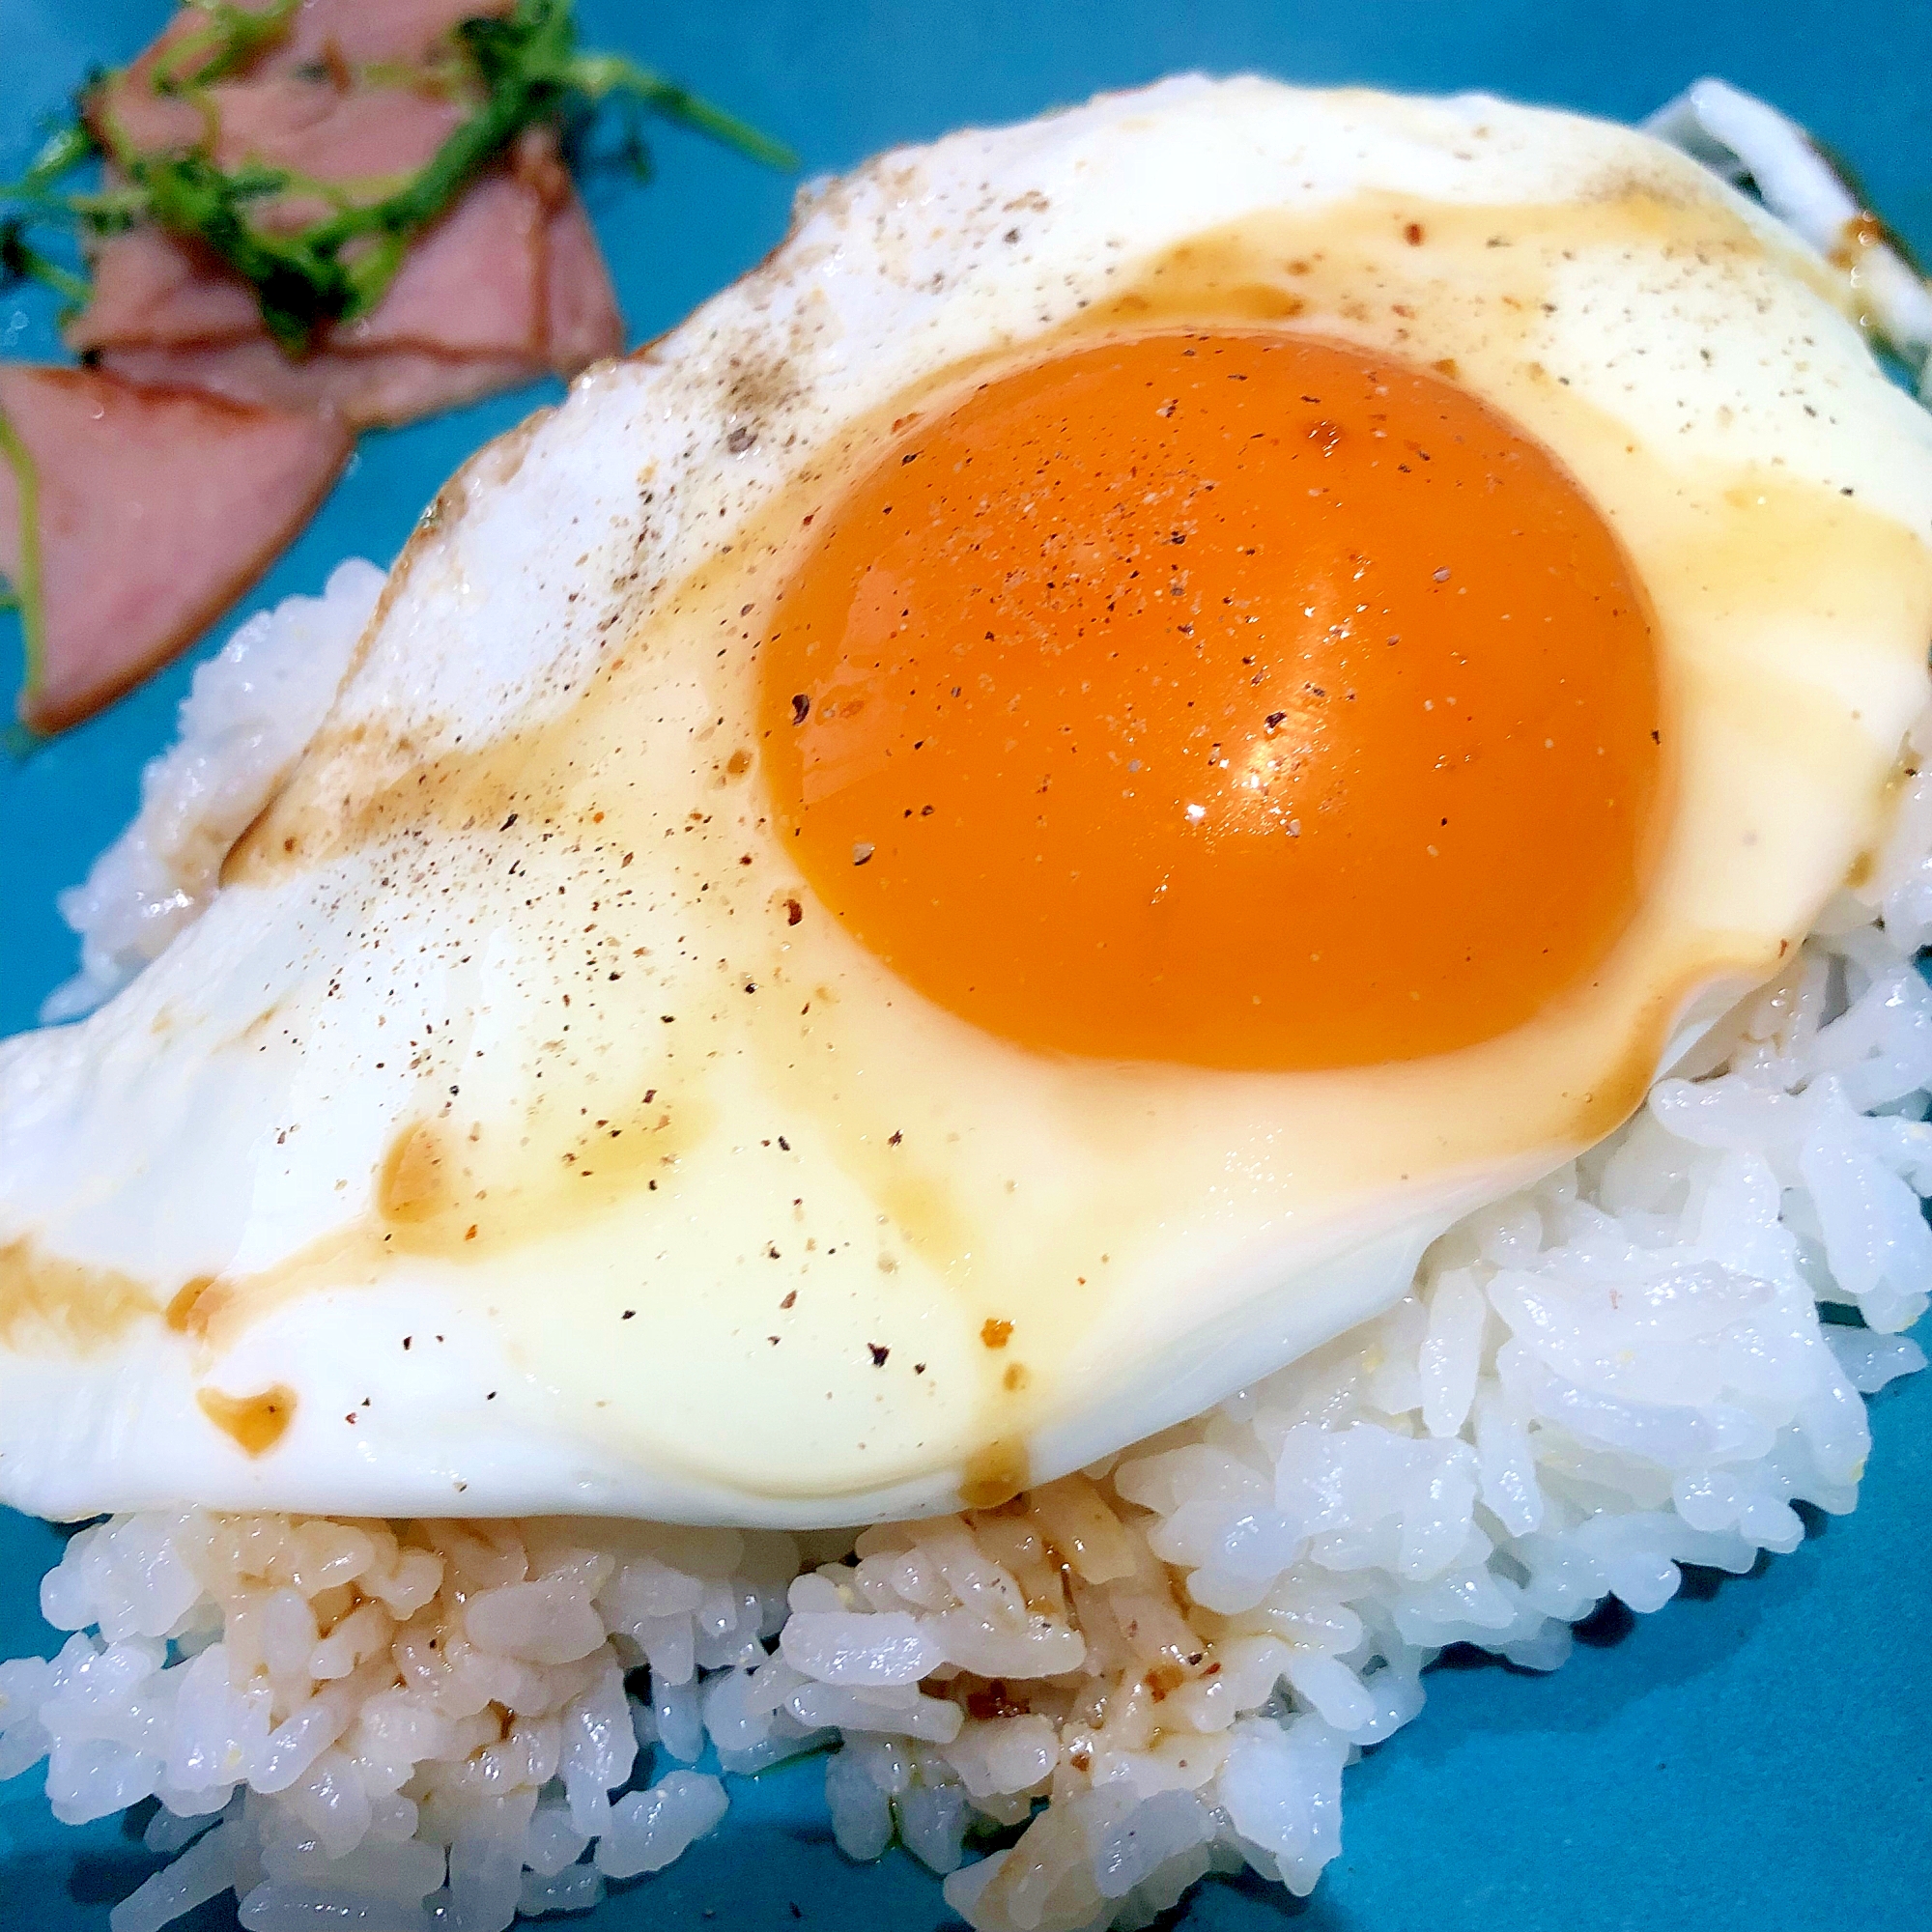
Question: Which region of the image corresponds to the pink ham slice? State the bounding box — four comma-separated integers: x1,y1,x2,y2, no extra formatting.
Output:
543,188,626,375
108,0,513,124
71,2,623,428
0,366,352,732
265,0,515,75
81,164,569,424
71,154,621,430
6,2,631,726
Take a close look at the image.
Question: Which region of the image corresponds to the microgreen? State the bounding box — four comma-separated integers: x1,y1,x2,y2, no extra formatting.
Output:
0,403,45,737
1,0,795,354
0,0,793,731
150,0,302,96
0,217,91,307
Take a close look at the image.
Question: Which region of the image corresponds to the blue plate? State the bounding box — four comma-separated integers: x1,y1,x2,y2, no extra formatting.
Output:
1,3,1928,1927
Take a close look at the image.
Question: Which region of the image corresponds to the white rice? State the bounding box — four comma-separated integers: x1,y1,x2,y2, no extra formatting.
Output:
5,585,1928,1931
39,559,383,1024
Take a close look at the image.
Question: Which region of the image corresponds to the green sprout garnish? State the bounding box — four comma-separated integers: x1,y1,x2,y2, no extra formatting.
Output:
0,402,46,738
1,0,795,354
15,117,100,200
151,0,303,96
0,216,91,307
0,0,794,733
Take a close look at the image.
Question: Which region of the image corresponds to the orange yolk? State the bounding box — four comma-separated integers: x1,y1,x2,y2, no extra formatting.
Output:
760,330,1662,1069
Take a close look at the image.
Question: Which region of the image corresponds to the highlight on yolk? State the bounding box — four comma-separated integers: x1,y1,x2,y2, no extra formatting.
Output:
759,330,1663,1070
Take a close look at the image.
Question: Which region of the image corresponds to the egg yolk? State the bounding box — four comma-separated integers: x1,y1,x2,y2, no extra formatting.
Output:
760,330,1662,1069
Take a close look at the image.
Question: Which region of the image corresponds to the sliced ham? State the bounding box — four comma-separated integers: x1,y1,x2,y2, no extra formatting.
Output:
544,190,626,374
267,0,515,75
70,221,266,349
96,339,545,427
334,166,546,355
7,0,636,727
71,166,620,425
207,81,465,201
74,152,619,428
103,0,512,130
74,164,550,364
71,6,624,428
0,366,352,733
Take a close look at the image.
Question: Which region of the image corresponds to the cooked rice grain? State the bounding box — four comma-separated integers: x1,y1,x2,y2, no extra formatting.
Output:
41,560,382,1024
6,590,1929,1931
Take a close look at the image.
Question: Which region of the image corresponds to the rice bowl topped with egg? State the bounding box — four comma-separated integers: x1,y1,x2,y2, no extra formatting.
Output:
0,71,1929,1932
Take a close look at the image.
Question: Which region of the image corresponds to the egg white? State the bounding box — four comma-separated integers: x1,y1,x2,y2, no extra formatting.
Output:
1,75,1928,1523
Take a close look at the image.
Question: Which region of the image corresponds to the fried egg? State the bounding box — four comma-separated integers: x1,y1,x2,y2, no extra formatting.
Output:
1,75,1929,1525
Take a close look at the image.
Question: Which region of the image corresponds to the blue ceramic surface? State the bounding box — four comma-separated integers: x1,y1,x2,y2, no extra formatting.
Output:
1,4,1927,1927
